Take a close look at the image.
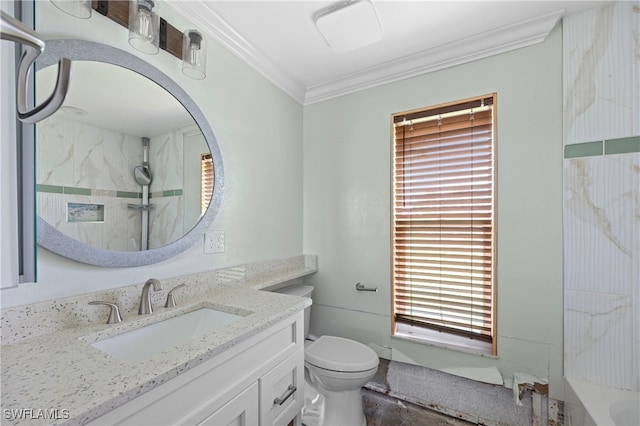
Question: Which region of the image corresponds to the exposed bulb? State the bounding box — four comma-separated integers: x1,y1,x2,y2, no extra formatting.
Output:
128,0,159,54
188,41,201,67
136,7,153,41
182,30,206,79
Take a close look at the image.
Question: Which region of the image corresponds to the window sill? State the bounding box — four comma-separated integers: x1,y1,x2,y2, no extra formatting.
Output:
393,323,497,358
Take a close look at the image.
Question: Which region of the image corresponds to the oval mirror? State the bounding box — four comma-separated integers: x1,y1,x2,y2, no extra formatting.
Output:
34,40,224,267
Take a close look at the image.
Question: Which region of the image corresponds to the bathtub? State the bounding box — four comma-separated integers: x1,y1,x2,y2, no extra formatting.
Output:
565,377,639,425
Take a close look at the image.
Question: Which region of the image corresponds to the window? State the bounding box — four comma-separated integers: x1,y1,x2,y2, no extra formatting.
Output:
391,94,496,354
200,153,213,216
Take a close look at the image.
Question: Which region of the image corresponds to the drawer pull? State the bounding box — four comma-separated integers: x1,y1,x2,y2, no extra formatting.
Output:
273,385,297,406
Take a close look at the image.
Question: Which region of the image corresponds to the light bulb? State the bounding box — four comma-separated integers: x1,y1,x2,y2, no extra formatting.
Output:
128,0,159,55
182,30,206,79
137,7,153,41
188,41,201,67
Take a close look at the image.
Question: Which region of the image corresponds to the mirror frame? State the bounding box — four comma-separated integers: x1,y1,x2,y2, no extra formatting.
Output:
35,39,224,267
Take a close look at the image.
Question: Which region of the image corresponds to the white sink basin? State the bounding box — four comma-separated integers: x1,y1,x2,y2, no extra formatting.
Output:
91,307,244,363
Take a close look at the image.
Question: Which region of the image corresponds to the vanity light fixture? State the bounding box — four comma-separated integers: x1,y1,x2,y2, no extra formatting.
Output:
182,30,206,80
50,0,92,19
82,1,208,79
128,0,160,55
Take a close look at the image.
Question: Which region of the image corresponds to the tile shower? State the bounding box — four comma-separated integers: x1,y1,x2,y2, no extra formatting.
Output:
36,115,186,251
562,0,639,395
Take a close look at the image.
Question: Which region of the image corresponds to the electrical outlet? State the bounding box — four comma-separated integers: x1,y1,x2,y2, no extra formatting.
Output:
204,230,224,254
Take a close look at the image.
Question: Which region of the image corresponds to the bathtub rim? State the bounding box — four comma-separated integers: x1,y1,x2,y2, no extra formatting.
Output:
565,377,639,426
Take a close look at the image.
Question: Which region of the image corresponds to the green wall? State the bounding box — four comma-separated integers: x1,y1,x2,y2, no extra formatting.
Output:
303,26,564,399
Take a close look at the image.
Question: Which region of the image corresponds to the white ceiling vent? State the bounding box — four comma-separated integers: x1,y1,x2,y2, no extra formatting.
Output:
314,0,383,53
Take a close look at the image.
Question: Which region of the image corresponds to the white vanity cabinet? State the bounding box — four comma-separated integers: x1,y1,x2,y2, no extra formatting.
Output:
88,311,304,426
197,382,259,426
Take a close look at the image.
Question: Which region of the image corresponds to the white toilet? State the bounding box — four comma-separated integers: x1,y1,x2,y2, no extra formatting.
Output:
275,285,379,426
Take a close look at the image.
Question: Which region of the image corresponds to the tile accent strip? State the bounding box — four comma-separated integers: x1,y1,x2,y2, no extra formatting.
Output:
116,190,140,199
565,136,640,158
604,136,640,155
37,184,183,199
564,141,603,158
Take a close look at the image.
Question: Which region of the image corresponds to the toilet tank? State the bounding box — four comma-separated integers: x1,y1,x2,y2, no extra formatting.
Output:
275,285,313,338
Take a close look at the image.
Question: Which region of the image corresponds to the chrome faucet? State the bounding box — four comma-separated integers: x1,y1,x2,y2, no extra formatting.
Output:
139,278,163,315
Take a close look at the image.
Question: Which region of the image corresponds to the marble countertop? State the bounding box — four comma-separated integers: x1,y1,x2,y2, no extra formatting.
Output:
1,283,311,425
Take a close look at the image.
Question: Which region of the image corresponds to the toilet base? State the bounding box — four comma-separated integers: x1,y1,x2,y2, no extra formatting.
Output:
323,387,366,426
302,378,366,426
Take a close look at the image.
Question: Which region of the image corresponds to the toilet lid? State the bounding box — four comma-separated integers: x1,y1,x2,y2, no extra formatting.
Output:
305,336,379,372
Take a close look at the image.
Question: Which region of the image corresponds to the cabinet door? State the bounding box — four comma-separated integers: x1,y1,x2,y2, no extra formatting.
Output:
199,382,259,426
259,348,304,426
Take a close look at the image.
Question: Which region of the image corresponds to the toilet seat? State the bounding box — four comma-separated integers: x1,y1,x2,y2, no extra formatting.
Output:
305,336,378,372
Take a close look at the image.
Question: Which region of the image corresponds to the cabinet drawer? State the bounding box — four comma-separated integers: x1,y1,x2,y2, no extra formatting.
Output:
259,347,304,426
198,382,259,426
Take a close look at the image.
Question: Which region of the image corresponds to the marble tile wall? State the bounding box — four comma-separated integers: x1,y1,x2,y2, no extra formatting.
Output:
563,1,640,391
148,128,185,249
563,2,640,145
36,117,185,250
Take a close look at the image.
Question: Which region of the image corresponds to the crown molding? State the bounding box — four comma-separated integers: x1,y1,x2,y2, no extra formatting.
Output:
168,1,307,104
304,9,565,104
169,2,563,106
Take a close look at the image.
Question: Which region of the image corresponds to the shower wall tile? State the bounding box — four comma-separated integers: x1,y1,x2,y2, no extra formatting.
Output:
634,297,640,389
37,192,65,229
563,1,640,392
36,117,182,251
633,154,640,300
37,192,140,251
563,1,640,145
37,117,141,192
72,124,104,189
149,195,184,249
563,154,639,391
564,156,635,295
565,290,637,390
37,116,74,187
102,130,140,192
126,207,143,252
150,130,184,192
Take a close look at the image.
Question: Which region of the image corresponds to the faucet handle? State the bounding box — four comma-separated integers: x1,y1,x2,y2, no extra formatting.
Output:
165,284,186,308
89,301,123,324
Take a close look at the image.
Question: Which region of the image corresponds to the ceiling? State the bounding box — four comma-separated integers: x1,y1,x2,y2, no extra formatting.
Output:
169,0,609,105
38,61,193,137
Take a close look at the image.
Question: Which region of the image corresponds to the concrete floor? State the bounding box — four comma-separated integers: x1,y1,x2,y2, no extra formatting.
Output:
362,358,475,426
362,389,474,426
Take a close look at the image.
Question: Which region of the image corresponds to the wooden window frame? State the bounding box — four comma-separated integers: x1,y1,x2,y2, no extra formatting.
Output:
391,94,497,355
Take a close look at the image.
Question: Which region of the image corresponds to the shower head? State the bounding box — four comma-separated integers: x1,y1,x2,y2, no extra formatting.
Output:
134,164,152,186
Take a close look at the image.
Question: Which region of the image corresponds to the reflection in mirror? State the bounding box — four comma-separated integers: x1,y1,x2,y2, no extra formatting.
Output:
36,61,210,251
34,39,223,267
